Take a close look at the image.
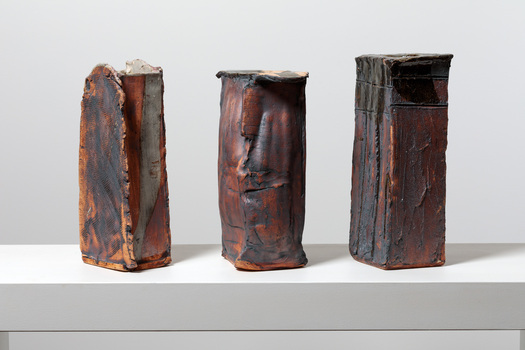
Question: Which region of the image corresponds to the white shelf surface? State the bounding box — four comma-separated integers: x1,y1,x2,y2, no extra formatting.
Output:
1,244,524,332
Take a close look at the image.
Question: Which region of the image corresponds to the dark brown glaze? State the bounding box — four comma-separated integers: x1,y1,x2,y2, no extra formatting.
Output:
140,76,171,268
79,65,134,271
120,74,145,234
79,61,170,271
217,70,308,270
119,69,171,269
350,54,452,269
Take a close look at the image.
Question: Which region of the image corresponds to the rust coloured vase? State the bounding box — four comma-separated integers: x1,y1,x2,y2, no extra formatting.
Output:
350,54,453,269
79,60,171,271
217,70,308,270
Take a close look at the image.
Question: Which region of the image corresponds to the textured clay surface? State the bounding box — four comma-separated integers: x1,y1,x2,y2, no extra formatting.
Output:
350,54,452,269
79,61,170,271
217,70,308,270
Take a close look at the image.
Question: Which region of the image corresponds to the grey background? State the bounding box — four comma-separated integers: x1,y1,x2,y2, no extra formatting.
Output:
1,0,524,245
1,0,524,349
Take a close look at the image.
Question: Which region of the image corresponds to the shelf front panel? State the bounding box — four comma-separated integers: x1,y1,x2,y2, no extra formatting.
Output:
1,244,524,331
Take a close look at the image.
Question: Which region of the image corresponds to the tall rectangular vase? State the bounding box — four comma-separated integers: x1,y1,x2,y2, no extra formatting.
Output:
217,70,308,270
350,54,453,269
79,60,171,271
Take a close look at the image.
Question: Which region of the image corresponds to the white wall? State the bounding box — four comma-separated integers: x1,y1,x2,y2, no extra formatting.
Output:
1,1,524,348
1,0,524,245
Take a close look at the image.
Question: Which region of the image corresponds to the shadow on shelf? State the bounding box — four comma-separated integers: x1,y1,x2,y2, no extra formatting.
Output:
170,244,219,265
445,243,524,266
163,243,521,269
303,244,353,267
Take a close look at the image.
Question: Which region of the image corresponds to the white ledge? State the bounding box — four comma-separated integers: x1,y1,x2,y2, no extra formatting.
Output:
1,244,524,331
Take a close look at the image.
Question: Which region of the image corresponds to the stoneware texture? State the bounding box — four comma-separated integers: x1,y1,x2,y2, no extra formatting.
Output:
350,54,453,269
217,70,308,270
79,60,171,271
